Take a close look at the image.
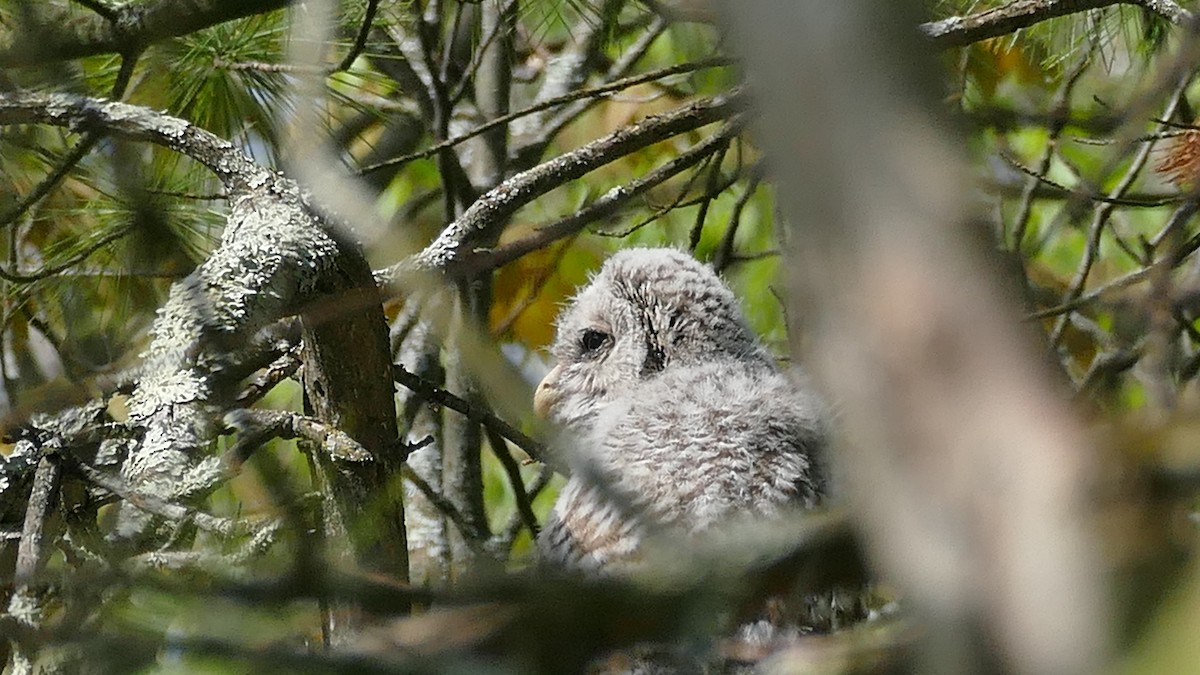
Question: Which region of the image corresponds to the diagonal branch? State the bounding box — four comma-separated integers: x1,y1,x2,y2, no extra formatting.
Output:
393,364,546,464
467,119,744,275
357,57,731,176
921,0,1193,49
393,89,747,280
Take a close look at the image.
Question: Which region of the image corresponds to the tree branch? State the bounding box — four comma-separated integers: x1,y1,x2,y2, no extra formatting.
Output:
392,89,746,280
357,58,732,176
0,0,292,69
393,364,546,464
483,426,540,538
921,0,1194,49
467,119,743,274
0,93,270,193
0,93,406,578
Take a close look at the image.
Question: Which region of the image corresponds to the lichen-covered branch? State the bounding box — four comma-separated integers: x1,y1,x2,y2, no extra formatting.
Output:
0,92,404,576
6,458,61,670
921,0,1193,49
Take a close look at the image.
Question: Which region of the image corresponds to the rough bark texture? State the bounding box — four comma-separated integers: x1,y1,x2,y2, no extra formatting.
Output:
301,246,409,582
0,0,292,68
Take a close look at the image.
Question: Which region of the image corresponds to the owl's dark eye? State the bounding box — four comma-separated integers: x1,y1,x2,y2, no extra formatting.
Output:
579,329,609,355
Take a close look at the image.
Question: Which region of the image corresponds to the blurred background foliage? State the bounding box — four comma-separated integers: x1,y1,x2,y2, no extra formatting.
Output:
6,0,1200,672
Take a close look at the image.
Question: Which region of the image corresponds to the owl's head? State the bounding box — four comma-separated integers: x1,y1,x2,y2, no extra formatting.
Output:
534,247,768,430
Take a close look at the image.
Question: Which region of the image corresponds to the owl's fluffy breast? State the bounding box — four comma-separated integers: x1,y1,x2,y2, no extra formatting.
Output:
590,360,827,529
540,358,827,570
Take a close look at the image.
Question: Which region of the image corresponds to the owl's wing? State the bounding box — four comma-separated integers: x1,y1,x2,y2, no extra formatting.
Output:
537,479,644,572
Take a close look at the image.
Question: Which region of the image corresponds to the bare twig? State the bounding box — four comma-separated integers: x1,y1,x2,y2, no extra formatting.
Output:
1000,151,1182,208
492,464,554,554
491,238,576,336
0,134,101,229
1049,81,1190,347
0,224,133,283
525,14,673,161
393,364,546,463
400,463,489,546
687,138,731,251
336,0,379,72
358,57,733,175
713,166,764,272
1010,52,1093,256
483,426,540,538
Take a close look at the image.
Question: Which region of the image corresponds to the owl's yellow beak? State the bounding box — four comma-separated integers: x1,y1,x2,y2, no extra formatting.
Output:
533,364,563,418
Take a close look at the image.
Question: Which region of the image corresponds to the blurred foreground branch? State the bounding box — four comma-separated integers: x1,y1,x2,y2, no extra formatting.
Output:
727,3,1109,674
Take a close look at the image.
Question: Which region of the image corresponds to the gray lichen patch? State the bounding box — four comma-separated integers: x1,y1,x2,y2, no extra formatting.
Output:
118,173,346,541
100,100,190,138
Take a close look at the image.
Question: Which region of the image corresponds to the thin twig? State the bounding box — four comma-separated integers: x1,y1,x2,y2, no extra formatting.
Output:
483,426,540,537
448,0,519,105
336,0,379,72
400,463,488,546
359,57,733,175
0,224,132,283
491,237,576,336
1049,81,1189,347
601,150,718,239
713,166,764,272
532,15,672,156
393,363,546,462
0,134,102,229
1028,266,1153,318
492,464,554,554
1011,51,1093,255
999,151,1180,208
688,138,730,252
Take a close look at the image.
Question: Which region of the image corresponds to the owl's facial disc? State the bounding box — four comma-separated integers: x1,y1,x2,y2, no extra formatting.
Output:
538,247,765,429
535,325,614,419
